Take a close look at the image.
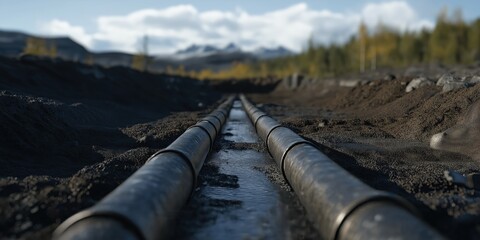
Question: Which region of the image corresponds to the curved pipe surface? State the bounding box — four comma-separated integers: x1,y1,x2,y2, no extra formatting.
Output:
239,94,444,240
53,96,234,240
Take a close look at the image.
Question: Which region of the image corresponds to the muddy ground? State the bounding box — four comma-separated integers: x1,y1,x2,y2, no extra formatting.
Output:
1,55,480,239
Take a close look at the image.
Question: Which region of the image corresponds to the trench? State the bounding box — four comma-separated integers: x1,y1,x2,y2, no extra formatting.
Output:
174,100,319,239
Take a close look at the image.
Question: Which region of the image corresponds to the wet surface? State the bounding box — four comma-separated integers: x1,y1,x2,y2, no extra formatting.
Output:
174,100,320,239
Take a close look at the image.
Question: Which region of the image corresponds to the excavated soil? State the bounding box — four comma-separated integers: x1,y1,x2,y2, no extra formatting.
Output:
250,75,480,239
0,56,222,239
2,54,480,239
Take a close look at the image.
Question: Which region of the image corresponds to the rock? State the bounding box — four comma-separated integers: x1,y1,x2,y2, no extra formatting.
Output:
405,77,434,93
339,79,360,87
444,170,480,190
383,74,396,81
442,81,471,92
468,75,480,84
318,120,327,128
430,99,480,159
137,135,155,147
436,73,460,86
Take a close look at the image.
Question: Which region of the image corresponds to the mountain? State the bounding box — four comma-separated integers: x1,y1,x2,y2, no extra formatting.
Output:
0,30,293,73
0,30,89,61
175,44,218,55
171,43,292,60
254,46,293,59
172,43,243,60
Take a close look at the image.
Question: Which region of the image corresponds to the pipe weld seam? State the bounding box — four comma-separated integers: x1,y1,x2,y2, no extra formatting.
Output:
199,119,219,137
212,112,226,124
209,114,223,127
253,114,268,133
214,109,228,120
146,149,197,197
250,108,263,116
53,211,146,240
333,194,418,240
279,140,316,186
264,124,283,157
188,125,213,151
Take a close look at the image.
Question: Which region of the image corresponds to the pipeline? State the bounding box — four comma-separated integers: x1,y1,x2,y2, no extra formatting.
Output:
239,95,445,240
53,96,235,240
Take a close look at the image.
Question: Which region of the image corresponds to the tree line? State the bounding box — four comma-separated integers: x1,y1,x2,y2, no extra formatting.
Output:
21,8,480,80
191,8,480,80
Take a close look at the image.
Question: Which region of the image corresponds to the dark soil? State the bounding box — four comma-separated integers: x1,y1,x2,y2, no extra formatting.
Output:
0,56,223,239
2,54,480,239
249,74,480,239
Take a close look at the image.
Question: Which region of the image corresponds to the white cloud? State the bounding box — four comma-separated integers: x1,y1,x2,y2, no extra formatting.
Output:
40,19,93,48
40,1,433,54
361,1,433,31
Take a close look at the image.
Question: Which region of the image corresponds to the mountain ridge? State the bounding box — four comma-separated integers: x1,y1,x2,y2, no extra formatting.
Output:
0,29,293,72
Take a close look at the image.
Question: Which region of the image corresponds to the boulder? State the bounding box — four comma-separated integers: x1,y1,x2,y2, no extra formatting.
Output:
383,74,396,81
405,77,434,93
442,82,472,92
436,73,460,86
468,75,480,84
430,99,480,159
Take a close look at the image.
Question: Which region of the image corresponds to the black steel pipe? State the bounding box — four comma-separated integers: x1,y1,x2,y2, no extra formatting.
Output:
239,95,444,240
53,96,234,240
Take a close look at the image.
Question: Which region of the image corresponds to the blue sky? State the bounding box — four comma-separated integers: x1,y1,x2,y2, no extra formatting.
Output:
1,1,478,54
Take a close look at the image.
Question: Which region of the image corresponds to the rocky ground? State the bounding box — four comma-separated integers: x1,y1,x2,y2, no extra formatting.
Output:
1,55,480,239
250,66,480,239
0,56,223,239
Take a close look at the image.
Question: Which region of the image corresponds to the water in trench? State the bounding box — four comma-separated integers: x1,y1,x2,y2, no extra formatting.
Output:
174,100,319,239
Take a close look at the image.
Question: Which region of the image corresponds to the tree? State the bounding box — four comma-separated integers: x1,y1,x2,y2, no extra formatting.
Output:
358,21,368,72
131,35,150,72
84,54,94,65
468,19,480,62
23,37,56,58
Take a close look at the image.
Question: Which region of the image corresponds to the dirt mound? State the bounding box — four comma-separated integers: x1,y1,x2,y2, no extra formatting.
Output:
0,92,101,178
0,56,225,239
248,72,480,239
0,56,219,127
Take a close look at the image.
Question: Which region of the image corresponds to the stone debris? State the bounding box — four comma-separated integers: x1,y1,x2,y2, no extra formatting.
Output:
383,74,396,81
442,81,471,92
405,77,434,92
444,170,480,189
436,73,459,86
435,73,480,92
469,75,480,84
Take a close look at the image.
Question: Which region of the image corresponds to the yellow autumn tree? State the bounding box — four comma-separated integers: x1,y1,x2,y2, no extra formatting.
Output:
131,54,147,71
131,35,149,72
358,21,368,72
23,37,57,58
84,54,94,65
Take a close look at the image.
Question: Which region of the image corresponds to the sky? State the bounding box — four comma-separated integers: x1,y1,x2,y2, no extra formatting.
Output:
1,1,479,54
